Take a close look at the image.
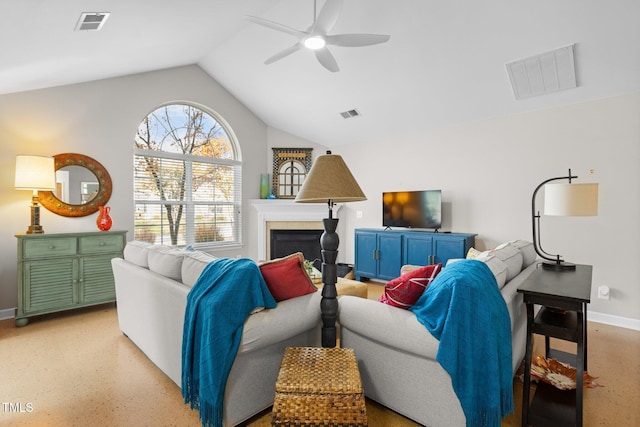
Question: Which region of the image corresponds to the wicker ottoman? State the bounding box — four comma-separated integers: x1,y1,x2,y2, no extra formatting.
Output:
272,347,368,426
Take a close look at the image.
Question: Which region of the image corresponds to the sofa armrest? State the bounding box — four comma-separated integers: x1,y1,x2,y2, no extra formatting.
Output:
338,296,439,359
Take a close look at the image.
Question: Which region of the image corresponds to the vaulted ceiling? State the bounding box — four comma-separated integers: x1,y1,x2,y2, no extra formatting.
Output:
2,1,639,146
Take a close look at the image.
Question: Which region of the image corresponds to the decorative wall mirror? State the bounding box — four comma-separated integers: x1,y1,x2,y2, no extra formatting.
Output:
39,153,112,217
272,148,313,199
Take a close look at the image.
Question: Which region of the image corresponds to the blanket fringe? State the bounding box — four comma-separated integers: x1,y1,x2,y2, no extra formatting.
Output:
502,389,514,417
199,401,223,427
466,394,513,427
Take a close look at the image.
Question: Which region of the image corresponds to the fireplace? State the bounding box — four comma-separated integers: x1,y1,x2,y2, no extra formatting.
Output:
270,229,323,262
251,199,341,261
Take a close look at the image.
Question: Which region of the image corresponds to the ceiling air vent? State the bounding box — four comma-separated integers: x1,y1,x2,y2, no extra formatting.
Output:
340,109,361,119
75,12,110,31
506,44,577,100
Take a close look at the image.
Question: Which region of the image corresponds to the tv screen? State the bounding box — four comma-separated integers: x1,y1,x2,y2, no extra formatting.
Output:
383,190,442,230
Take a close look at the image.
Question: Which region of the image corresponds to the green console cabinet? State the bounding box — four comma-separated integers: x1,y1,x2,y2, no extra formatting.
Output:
15,230,126,327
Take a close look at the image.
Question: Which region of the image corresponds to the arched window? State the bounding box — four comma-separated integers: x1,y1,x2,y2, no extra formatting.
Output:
133,103,241,247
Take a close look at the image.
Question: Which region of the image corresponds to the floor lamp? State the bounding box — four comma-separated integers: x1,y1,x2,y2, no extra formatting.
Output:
295,151,366,347
15,155,56,234
531,169,598,271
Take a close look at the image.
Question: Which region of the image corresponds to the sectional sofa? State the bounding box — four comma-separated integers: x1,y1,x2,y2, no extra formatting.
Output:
113,239,535,426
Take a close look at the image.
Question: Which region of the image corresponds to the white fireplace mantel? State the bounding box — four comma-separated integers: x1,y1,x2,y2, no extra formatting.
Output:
250,199,342,260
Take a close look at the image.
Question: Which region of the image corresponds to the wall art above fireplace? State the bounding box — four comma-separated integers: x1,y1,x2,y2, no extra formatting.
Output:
271,147,313,199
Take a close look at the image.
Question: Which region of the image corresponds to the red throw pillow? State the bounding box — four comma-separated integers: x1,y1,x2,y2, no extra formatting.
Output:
379,264,442,309
259,252,317,302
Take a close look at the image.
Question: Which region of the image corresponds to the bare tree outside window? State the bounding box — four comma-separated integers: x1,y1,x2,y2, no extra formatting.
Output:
133,104,241,246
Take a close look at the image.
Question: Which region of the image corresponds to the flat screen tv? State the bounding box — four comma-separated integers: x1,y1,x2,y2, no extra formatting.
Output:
383,190,442,230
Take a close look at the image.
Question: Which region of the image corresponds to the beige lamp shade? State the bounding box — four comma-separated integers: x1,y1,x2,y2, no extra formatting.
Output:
15,155,56,191
295,153,366,203
544,183,598,216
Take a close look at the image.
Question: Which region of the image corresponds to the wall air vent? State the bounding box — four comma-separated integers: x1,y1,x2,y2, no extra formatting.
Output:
340,109,361,119
506,44,577,100
75,12,110,31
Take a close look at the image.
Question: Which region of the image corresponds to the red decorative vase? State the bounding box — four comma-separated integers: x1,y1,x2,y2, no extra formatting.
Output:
97,206,113,231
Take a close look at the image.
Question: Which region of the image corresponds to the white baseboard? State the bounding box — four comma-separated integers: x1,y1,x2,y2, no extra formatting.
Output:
589,310,640,331
0,308,16,321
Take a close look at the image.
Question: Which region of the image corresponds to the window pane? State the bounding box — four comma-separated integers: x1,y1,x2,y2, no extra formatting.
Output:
134,203,186,245
134,156,185,202
191,163,236,202
194,204,235,243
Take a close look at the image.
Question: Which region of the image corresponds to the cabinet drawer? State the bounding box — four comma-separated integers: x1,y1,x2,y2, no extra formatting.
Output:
22,237,77,259
79,234,125,254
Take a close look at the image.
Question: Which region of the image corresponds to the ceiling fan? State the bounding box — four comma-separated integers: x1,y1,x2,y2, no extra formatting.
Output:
246,0,390,72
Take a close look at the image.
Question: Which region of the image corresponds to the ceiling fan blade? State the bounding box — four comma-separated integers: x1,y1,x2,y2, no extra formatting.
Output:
312,0,343,34
264,43,302,65
315,47,340,72
245,15,306,38
325,33,391,47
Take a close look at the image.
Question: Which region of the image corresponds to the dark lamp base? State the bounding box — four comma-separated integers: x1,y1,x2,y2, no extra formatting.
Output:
27,202,45,234
541,261,576,271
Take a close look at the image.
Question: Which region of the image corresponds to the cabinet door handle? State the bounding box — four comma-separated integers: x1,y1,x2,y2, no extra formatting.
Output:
49,245,55,250
99,242,105,246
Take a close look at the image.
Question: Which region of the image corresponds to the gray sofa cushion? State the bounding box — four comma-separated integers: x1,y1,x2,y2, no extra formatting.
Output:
491,243,523,281
123,240,152,267
182,250,218,287
510,240,537,267
241,292,322,352
147,245,186,281
338,295,440,359
475,253,508,288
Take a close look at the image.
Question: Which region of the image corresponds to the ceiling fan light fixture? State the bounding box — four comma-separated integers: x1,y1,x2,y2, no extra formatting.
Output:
304,36,326,50
246,0,390,71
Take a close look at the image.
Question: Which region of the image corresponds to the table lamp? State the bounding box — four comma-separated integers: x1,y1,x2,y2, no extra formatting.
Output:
295,151,366,347
15,154,56,234
531,169,598,271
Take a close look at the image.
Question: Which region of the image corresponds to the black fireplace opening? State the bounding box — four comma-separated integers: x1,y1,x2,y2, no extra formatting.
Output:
270,229,323,265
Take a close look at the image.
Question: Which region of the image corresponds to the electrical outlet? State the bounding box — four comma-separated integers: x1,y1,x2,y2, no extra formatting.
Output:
597,285,610,300
356,210,363,219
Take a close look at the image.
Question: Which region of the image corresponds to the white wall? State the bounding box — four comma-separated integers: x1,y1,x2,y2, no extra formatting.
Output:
0,65,268,313
336,92,640,324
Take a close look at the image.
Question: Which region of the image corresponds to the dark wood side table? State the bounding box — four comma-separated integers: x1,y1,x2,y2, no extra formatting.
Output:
517,264,592,427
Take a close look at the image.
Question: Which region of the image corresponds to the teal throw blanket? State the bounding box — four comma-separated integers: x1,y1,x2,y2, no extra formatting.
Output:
409,260,513,427
182,258,276,427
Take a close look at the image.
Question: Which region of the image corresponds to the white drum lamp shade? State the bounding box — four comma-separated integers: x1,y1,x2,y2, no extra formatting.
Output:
15,154,56,234
544,183,599,217
15,155,56,190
